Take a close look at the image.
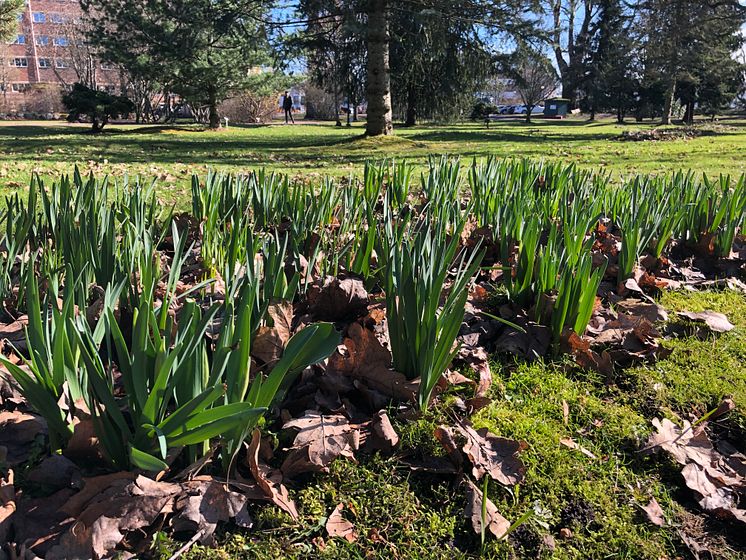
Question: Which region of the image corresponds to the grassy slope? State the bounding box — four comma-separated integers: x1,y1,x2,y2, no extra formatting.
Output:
1,117,746,206
157,290,746,560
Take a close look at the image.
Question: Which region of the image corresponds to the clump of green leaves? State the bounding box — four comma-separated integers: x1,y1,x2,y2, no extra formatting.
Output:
381,210,483,410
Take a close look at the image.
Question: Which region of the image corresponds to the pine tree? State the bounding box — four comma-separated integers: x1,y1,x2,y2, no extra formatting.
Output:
640,0,746,124
81,0,274,129
0,0,22,42
585,0,637,122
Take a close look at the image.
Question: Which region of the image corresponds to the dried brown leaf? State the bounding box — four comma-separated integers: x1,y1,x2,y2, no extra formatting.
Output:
464,478,510,539
308,277,369,321
247,429,299,520
560,331,614,377
47,475,179,559
643,417,746,527
0,315,28,350
641,418,715,468
615,299,669,323
326,503,357,542
559,437,598,460
0,410,47,465
268,300,294,341
281,411,360,477
173,478,252,542
253,326,286,366
677,311,735,333
681,463,746,525
434,426,463,468
368,410,399,451
444,370,475,387
0,469,14,544
641,497,666,527
327,322,417,401
27,455,81,490
456,422,526,485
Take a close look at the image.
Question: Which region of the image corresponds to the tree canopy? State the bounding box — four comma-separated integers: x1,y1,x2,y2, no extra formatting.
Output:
0,0,22,42
81,0,275,128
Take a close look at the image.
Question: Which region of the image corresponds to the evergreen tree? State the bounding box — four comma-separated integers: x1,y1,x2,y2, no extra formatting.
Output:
296,0,540,131
389,2,497,125
585,0,637,122
290,0,367,126
81,0,274,129
639,0,746,124
0,0,22,42
366,0,393,135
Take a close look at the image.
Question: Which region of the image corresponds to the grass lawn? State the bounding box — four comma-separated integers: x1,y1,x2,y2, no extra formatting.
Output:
1,116,746,206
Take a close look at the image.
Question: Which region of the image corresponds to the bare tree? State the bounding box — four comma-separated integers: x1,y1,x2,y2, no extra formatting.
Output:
51,19,101,89
512,50,558,123
545,0,598,107
0,45,11,110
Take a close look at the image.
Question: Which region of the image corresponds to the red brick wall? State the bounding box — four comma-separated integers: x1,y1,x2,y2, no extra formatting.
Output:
2,0,120,113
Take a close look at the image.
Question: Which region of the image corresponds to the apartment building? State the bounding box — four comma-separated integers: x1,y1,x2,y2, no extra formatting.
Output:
1,0,119,113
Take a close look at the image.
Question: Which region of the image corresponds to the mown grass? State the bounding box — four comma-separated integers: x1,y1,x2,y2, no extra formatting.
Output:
2,117,746,206
156,289,746,560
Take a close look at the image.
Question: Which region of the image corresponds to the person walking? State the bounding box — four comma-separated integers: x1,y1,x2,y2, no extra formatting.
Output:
283,91,295,124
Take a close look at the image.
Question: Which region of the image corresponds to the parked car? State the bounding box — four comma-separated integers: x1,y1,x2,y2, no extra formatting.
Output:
514,105,545,115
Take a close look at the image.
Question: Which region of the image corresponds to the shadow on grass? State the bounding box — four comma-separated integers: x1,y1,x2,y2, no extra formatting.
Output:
0,125,371,166
406,128,617,144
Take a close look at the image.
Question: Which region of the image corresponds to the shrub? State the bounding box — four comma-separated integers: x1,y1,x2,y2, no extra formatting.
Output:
62,83,134,132
470,101,497,120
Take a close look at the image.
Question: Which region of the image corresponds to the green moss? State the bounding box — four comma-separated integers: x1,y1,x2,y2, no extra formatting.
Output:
625,290,746,428
165,455,466,560
471,360,671,559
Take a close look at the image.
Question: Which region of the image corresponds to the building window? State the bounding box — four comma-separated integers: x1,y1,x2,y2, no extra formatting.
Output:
53,37,68,47
14,35,25,45
100,62,114,70
11,83,30,93
10,58,28,67
55,58,69,69
50,14,64,24
35,36,49,47
16,13,23,22
38,58,51,68
32,12,46,23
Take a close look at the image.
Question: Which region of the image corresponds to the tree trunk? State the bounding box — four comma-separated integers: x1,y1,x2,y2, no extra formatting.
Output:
405,86,416,126
684,101,694,125
525,105,533,124
365,0,393,136
561,79,576,108
334,88,342,126
662,81,675,125
208,87,220,129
